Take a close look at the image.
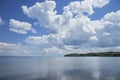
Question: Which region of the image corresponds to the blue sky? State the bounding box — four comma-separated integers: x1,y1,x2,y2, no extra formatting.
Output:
0,0,120,56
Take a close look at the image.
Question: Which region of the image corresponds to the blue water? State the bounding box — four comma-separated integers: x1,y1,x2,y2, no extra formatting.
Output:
0,57,120,80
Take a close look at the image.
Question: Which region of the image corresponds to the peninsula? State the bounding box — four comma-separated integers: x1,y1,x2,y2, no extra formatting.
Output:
64,52,120,57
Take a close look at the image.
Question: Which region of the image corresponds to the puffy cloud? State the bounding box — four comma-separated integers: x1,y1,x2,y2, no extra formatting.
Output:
21,0,110,34
1,41,120,56
0,42,49,56
22,1,56,19
95,10,120,47
43,46,66,55
1,0,119,56
0,42,67,56
89,36,98,41
0,17,4,25
25,35,49,45
25,34,65,49
63,10,120,48
67,1,94,15
103,10,120,24
22,1,59,33
83,10,120,48
65,0,110,15
9,19,37,34
20,0,120,54
90,0,110,8
0,42,28,56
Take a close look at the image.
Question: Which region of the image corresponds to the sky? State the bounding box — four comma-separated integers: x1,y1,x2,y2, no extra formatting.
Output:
0,0,120,56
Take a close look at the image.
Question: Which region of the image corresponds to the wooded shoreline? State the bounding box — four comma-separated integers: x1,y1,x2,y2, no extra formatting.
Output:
64,52,120,57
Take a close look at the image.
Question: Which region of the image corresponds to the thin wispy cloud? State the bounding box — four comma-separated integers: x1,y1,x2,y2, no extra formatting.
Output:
0,17,4,26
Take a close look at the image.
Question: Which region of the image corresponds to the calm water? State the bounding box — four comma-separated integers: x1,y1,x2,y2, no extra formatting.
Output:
0,57,120,80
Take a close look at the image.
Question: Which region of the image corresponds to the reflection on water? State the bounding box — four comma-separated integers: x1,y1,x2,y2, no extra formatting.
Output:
0,57,120,80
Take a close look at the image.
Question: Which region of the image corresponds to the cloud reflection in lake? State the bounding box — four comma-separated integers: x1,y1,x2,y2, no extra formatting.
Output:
0,57,120,80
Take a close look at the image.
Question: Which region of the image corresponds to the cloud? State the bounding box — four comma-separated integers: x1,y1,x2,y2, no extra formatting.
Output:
42,46,66,55
1,0,118,56
22,0,112,47
67,1,94,15
63,10,120,48
0,42,48,56
98,10,120,47
103,10,120,24
25,35,49,45
18,0,120,54
0,42,66,56
90,0,110,8
1,42,120,56
89,36,98,41
0,17,4,26
63,0,110,15
25,34,65,49
9,19,37,34
21,0,110,34
0,42,27,56
22,1,59,33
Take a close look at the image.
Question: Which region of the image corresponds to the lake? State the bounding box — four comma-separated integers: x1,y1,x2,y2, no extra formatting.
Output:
0,57,120,80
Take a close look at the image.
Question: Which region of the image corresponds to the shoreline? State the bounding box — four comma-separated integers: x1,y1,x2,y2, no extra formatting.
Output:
64,52,120,57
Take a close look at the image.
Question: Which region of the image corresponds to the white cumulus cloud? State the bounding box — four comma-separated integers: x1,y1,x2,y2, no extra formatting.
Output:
103,10,120,24
9,19,37,34
0,42,48,56
90,0,110,8
0,42,28,56
25,35,49,45
21,0,110,34
20,0,120,54
0,42,67,56
65,0,110,15
22,1,59,33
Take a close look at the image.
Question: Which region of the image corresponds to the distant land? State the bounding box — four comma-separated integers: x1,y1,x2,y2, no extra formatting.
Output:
64,52,120,57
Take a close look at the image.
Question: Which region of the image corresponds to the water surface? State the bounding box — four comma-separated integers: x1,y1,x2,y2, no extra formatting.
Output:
0,57,120,80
